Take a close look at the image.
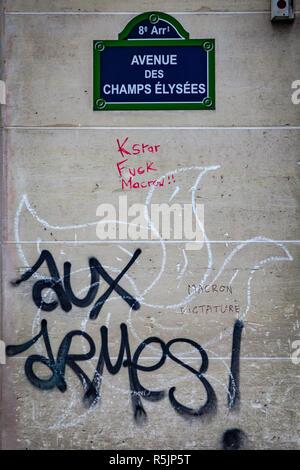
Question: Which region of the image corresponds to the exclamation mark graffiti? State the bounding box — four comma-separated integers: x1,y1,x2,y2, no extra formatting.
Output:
168,175,176,184
222,320,247,450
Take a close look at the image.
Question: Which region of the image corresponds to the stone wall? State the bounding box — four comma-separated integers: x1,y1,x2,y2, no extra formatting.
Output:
1,1,299,450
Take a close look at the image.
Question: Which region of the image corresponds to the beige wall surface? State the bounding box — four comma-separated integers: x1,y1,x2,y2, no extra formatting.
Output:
1,1,300,450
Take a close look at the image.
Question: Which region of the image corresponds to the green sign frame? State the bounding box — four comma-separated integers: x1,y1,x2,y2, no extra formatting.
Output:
93,12,215,111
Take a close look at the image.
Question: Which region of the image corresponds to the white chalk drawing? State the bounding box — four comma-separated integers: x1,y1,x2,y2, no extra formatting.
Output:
12,165,293,428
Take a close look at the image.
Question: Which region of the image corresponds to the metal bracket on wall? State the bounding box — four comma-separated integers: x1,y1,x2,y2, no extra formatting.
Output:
0,80,6,104
0,340,6,365
271,0,295,21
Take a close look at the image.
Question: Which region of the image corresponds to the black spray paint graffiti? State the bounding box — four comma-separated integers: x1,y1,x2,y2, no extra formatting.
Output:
8,249,244,447
227,319,243,409
6,319,243,421
222,428,246,450
11,249,141,319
